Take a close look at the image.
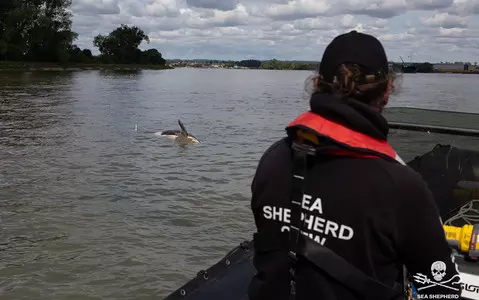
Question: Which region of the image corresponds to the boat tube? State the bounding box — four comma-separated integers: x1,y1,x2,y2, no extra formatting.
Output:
164,109,479,300
164,241,255,300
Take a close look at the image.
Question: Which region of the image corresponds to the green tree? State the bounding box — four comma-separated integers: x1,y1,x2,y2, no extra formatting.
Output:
140,49,165,65
68,45,94,63
93,24,151,64
259,59,317,70
238,59,261,68
0,0,77,62
82,48,93,59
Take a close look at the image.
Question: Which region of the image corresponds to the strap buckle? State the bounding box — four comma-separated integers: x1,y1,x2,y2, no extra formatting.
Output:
288,251,297,261
291,141,316,156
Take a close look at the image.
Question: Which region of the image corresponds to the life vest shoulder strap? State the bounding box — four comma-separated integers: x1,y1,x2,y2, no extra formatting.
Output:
286,111,400,163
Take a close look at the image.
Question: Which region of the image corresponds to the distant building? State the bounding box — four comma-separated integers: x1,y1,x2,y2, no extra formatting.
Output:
433,63,471,71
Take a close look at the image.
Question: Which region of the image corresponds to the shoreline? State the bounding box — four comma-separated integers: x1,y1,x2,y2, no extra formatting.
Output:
1,61,478,74
0,61,173,72
434,70,479,74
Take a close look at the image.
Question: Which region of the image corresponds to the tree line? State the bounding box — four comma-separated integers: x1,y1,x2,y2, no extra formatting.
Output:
233,59,318,70
257,59,318,70
0,1,166,66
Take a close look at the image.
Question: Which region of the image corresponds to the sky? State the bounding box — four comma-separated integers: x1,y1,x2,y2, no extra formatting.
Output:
70,0,479,63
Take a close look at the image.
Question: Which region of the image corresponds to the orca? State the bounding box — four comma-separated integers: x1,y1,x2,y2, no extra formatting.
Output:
160,120,200,144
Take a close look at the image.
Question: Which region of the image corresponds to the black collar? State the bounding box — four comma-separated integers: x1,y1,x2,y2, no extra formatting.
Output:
309,92,389,141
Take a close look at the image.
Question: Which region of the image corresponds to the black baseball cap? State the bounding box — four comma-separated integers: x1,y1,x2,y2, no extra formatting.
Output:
319,30,389,82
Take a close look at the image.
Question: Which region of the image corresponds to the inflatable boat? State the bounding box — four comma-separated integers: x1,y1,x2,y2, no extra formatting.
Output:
164,108,479,300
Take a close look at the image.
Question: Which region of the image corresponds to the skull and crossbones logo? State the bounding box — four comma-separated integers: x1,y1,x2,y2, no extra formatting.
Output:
431,261,446,281
413,260,461,292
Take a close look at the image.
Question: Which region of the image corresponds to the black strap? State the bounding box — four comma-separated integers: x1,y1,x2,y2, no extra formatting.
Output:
289,141,314,256
254,231,404,300
287,141,315,300
285,140,405,300
299,234,404,300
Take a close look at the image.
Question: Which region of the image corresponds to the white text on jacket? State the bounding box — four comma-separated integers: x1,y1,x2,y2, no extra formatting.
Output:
262,194,354,246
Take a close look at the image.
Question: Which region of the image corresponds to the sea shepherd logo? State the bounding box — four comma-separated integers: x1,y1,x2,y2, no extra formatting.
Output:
413,261,461,299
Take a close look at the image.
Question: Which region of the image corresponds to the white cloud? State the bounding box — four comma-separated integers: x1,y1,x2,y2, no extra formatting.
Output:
378,32,416,42
410,0,454,10
186,0,239,11
448,0,479,16
259,0,331,20
70,0,479,62
291,18,332,30
439,26,468,36
340,14,356,27
72,0,120,15
145,0,181,17
421,12,468,28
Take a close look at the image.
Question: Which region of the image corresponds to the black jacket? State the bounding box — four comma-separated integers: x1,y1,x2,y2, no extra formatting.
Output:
248,93,462,300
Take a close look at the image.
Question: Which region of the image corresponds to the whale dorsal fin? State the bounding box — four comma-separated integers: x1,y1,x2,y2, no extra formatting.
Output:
178,119,189,136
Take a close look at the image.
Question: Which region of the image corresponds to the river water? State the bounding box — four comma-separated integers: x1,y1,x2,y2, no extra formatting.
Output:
1,69,479,300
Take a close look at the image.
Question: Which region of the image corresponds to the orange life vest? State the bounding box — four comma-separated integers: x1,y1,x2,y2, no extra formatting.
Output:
286,111,405,165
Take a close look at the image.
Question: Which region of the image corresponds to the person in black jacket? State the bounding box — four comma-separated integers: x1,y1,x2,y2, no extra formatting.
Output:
248,31,462,300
